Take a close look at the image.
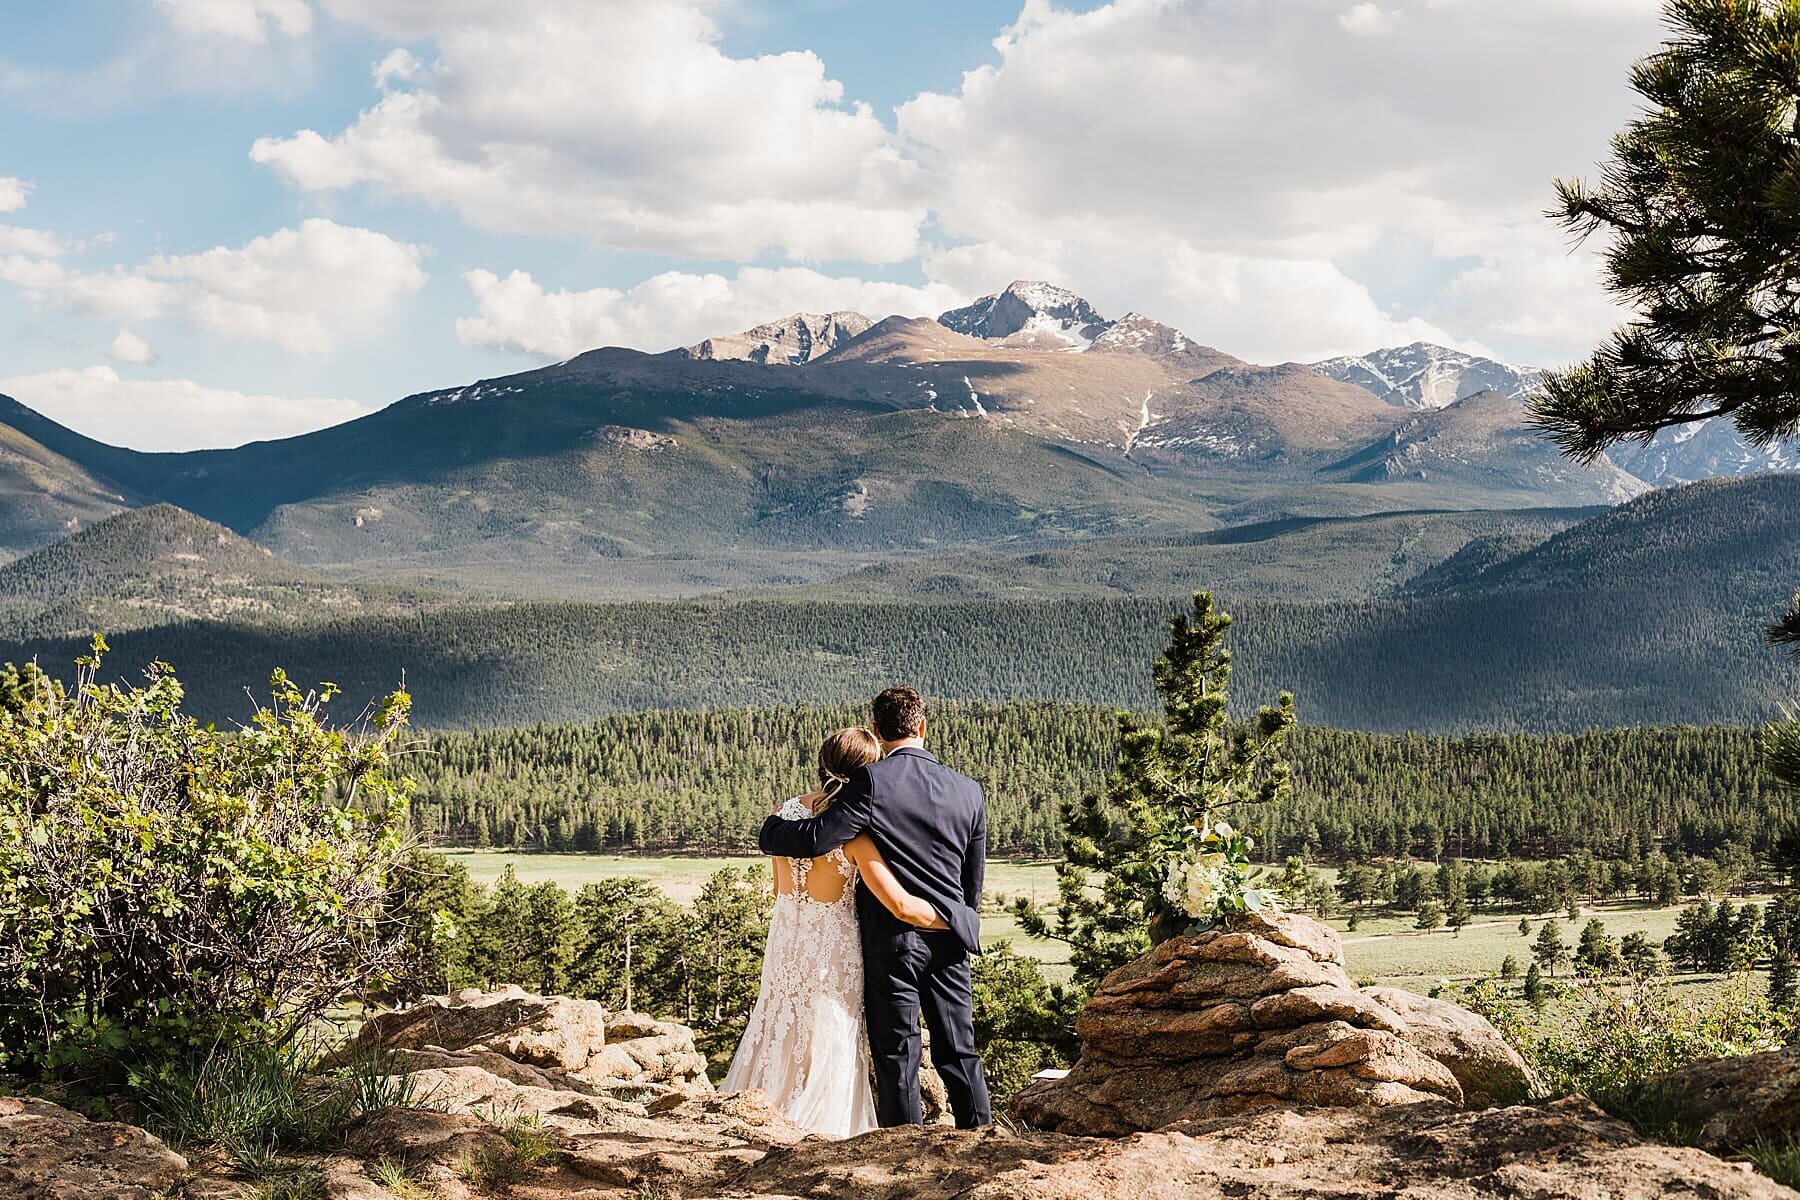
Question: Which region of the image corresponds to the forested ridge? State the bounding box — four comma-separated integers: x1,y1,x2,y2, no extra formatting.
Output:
9,579,1791,732
408,703,1799,865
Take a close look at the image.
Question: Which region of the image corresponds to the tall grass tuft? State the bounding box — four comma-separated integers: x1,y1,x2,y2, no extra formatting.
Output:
1746,1137,1800,1191
132,1038,438,1157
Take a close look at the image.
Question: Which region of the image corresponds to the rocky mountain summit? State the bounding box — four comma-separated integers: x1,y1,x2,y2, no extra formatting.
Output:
676,311,873,365
1311,342,1542,410
938,280,1112,349
7,916,1794,1199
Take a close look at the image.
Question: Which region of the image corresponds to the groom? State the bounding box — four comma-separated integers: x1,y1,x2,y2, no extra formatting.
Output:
758,685,993,1129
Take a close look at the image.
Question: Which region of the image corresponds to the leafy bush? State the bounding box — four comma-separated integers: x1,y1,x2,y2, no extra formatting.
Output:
0,643,414,1086
970,945,1082,1102
1525,971,1792,1120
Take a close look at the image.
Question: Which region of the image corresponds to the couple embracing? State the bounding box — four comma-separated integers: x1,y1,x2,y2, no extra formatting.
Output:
722,686,992,1137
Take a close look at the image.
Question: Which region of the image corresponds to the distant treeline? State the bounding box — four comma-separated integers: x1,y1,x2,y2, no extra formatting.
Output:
7,583,1793,731
406,703,1799,865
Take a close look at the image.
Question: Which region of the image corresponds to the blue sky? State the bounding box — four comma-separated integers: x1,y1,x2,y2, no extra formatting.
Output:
0,0,1664,450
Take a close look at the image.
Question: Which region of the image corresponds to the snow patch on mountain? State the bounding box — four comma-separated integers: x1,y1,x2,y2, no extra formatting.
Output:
1610,417,1800,483
1311,343,1541,410
938,281,1110,349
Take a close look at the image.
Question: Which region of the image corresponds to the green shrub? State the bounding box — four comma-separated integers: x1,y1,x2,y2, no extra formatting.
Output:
970,944,1082,1102
1527,971,1792,1118
0,644,414,1088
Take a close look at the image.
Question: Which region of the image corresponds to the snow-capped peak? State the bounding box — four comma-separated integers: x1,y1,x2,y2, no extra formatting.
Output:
1310,343,1541,410
938,281,1110,349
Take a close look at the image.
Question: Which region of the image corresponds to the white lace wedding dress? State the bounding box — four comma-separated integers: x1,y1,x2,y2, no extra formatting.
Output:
722,797,878,1137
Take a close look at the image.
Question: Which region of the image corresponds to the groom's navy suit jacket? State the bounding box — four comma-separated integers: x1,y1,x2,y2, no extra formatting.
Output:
757,746,985,954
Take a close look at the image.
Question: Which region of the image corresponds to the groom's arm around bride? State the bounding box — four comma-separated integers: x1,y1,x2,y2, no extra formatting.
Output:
757,686,993,1128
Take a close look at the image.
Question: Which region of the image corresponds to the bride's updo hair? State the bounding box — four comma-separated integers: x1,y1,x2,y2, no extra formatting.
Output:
815,726,882,804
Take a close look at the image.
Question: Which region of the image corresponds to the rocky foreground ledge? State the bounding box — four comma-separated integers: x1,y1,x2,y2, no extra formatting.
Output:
3,924,1797,1199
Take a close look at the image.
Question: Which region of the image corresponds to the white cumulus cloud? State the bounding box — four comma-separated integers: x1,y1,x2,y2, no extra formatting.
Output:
0,218,427,353
0,256,177,319
456,266,964,360
0,225,69,258
107,328,159,365
0,177,30,213
250,1,925,262
0,365,367,452
142,218,428,353
152,0,313,42
895,0,1661,363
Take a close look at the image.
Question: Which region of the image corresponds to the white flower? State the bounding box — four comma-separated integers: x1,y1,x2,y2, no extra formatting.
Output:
1163,853,1226,919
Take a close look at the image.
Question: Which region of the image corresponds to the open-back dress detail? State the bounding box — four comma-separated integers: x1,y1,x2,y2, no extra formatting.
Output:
721,796,878,1137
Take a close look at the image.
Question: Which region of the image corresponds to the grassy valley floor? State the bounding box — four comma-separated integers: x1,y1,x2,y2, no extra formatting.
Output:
446,851,1769,996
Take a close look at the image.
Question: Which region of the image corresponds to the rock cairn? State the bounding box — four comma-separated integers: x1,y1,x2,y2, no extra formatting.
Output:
1015,909,1533,1135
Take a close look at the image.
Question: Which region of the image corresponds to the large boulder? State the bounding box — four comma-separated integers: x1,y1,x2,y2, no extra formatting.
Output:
1361,986,1540,1106
1635,1047,1800,1153
1013,911,1532,1135
329,986,711,1095
0,1096,188,1200
331,993,813,1197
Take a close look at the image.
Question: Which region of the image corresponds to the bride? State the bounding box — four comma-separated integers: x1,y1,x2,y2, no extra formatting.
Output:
722,727,949,1137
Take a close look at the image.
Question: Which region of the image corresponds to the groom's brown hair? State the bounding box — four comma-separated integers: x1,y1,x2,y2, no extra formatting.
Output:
872,686,926,741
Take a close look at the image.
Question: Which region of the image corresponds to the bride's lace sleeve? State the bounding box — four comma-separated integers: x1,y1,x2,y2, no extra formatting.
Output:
775,796,814,822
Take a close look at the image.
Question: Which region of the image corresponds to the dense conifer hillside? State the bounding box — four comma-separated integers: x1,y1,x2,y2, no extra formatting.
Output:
405,703,1797,867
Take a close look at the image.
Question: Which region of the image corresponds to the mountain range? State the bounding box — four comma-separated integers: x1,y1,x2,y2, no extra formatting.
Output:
2,471,1794,732
0,278,1797,732
0,280,1670,598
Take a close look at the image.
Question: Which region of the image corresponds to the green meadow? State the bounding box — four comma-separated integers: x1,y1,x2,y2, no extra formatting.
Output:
446,851,1765,990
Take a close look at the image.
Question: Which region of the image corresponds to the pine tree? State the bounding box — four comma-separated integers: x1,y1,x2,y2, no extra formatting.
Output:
569,879,681,1012
520,880,578,994
1519,916,1532,937
1770,946,1798,1012
672,866,773,1056
1017,592,1296,991
1666,899,1714,970
1415,900,1445,932
1499,954,1519,980
1446,895,1472,937
474,865,531,987
1576,919,1617,976
1533,919,1569,977
389,849,484,998
1528,0,1800,464
1620,931,1661,976
1523,962,1547,1012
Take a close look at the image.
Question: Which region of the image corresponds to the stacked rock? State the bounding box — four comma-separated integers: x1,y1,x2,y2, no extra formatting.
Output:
1015,910,1531,1136
329,985,712,1097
